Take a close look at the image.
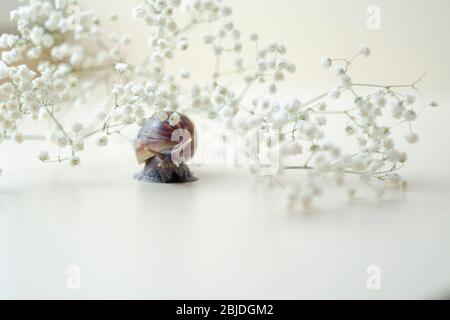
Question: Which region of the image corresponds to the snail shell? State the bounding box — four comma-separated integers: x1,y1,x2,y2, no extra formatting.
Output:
134,112,197,184
135,112,196,164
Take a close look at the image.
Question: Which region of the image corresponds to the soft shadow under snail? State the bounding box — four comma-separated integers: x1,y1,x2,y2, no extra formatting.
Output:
134,112,197,183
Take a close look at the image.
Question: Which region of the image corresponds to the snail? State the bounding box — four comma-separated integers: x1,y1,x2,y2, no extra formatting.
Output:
134,112,198,183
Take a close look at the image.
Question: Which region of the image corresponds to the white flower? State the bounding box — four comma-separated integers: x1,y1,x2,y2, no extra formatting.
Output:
0,34,18,48
121,35,131,45
115,63,128,73
399,152,408,163
318,102,327,111
179,68,191,79
244,75,255,84
341,75,352,86
333,65,345,76
373,94,387,107
316,116,327,126
219,106,234,118
28,47,42,59
384,139,395,150
270,110,288,129
405,133,419,144
213,46,223,56
41,34,55,48
268,42,279,53
39,151,50,162
351,156,368,171
132,4,146,20
0,62,9,80
250,33,259,42
280,141,303,157
56,136,69,148
70,157,81,167
392,102,405,119
287,64,296,74
402,110,417,122
405,94,416,105
430,100,439,107
109,13,119,21
222,6,233,16
157,111,169,121
0,83,15,95
268,83,277,94
284,98,302,113
320,57,332,69
95,109,108,121
72,140,84,152
290,142,303,155
14,133,24,144
360,46,371,57
169,112,181,126
345,126,356,136
386,150,402,162
274,71,285,82
202,34,215,44
232,115,247,131
314,153,331,172
224,22,234,31
278,45,287,55
247,115,264,127
328,88,341,100
96,136,109,147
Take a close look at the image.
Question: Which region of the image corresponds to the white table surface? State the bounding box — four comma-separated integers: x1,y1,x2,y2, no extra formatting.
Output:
1,96,450,300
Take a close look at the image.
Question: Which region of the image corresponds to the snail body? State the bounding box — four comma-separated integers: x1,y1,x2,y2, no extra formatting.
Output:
134,112,197,183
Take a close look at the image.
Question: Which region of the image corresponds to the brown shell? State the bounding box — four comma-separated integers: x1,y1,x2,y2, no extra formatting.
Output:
135,112,196,164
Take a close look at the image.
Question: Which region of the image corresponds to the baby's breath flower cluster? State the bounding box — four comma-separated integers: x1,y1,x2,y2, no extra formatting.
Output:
122,0,437,209
0,0,438,210
0,0,131,166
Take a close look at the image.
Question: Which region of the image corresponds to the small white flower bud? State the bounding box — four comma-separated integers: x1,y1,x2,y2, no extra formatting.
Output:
70,156,81,167
179,68,190,79
95,109,108,121
250,33,259,42
345,126,356,136
402,110,417,122
169,112,181,126
73,140,85,152
318,102,327,111
268,83,277,94
405,95,416,105
14,133,24,144
96,136,109,147
115,63,128,73
56,136,69,148
405,133,419,144
430,100,439,107
320,57,332,69
360,46,371,57
333,65,345,77
202,34,215,44
328,88,341,100
39,151,50,162
341,75,352,86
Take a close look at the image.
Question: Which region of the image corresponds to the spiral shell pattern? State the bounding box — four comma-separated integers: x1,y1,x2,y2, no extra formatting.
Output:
135,112,195,164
